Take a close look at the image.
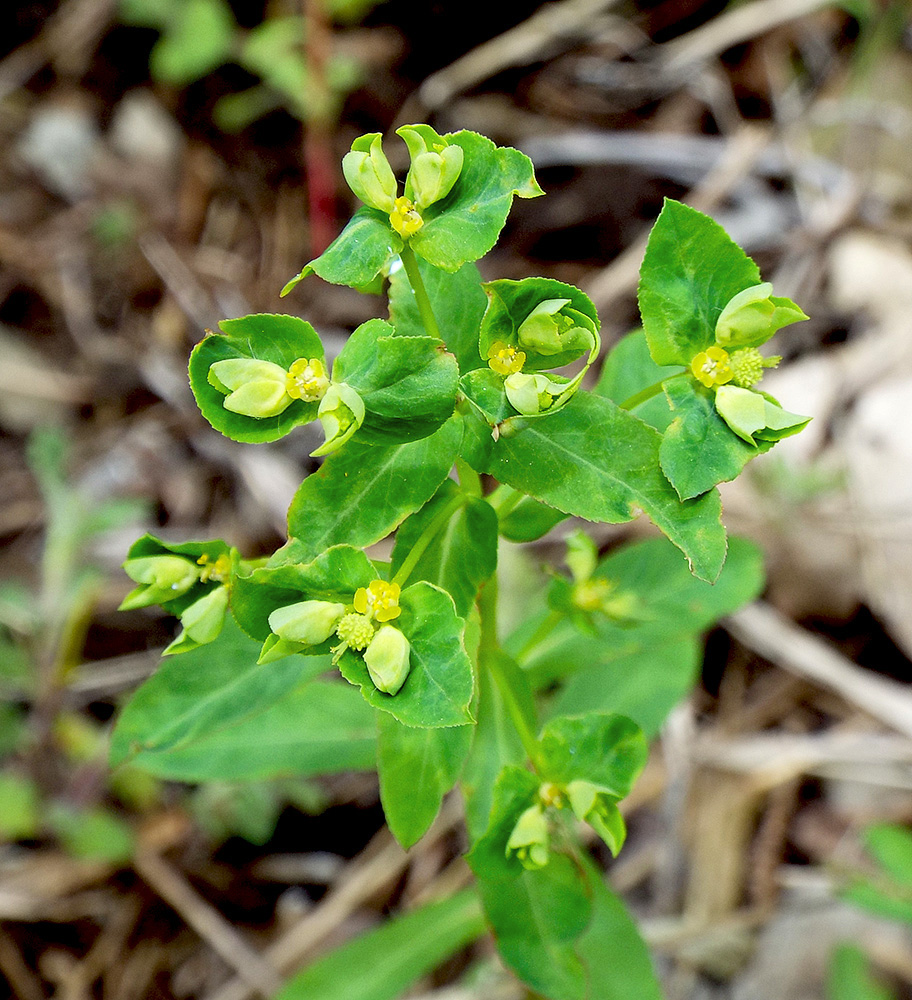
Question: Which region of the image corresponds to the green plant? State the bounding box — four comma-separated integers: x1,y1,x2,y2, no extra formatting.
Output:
827,824,912,1000
112,125,809,998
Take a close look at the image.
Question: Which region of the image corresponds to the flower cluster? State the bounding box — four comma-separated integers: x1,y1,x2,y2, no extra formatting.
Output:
342,126,465,240
264,579,411,696
687,282,809,445
120,546,232,655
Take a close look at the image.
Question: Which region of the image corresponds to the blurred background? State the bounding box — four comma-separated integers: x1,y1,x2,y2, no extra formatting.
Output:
2,1,912,998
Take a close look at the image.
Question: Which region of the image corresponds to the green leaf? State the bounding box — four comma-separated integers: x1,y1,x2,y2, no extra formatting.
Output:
377,714,472,847
117,679,376,782
461,652,527,841
638,199,761,366
468,767,591,1000
189,314,325,444
498,495,568,543
0,774,40,840
150,0,236,87
332,319,459,443
390,482,498,618
595,328,679,431
550,639,701,739
459,368,516,426
660,377,768,500
338,583,473,728
281,416,463,563
864,825,912,888
538,713,647,797
274,890,485,1000
388,258,487,373
119,0,180,28
282,207,402,294
484,392,728,582
828,945,896,1000
518,536,764,691
574,859,664,1000
409,130,543,272
478,277,599,372
231,545,375,642
110,618,321,766
714,385,811,445
48,805,134,863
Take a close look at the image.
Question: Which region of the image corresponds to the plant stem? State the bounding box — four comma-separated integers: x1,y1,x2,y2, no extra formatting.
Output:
391,493,465,588
618,369,686,410
399,244,441,340
487,483,525,520
514,608,562,664
478,578,542,769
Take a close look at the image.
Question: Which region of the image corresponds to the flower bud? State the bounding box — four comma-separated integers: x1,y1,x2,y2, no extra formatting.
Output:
504,372,563,415
164,585,229,655
268,600,346,646
312,382,365,457
516,299,594,358
120,555,200,610
341,133,398,214
208,359,292,418
364,625,411,695
566,780,627,856
398,124,464,209
714,385,810,445
505,803,550,870
715,282,808,349
565,529,598,584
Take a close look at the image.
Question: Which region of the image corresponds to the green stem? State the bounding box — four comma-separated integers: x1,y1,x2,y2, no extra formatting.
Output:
514,608,562,664
487,484,525,520
399,244,441,341
618,369,686,410
477,578,542,769
391,492,465,588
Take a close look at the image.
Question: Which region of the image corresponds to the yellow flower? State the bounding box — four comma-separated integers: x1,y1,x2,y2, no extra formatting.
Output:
196,552,231,583
286,358,329,402
389,197,424,239
353,580,402,622
487,341,526,376
690,345,733,388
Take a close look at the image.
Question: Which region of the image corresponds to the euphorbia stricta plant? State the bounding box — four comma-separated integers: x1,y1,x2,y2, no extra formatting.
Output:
113,125,808,999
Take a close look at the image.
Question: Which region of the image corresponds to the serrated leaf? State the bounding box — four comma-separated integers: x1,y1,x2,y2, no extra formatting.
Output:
123,679,376,781
538,713,647,796
281,416,463,563
498,494,568,543
283,207,402,294
110,618,323,766
274,890,485,1000
467,767,591,1000
595,328,679,431
150,0,236,87
189,314,325,444
332,319,458,443
338,583,473,727
377,714,472,847
660,377,768,500
483,392,728,582
388,258,487,372
408,130,543,272
390,482,497,617
638,199,761,366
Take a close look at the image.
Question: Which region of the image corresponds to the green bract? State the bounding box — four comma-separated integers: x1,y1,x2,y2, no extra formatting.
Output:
115,129,811,1000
